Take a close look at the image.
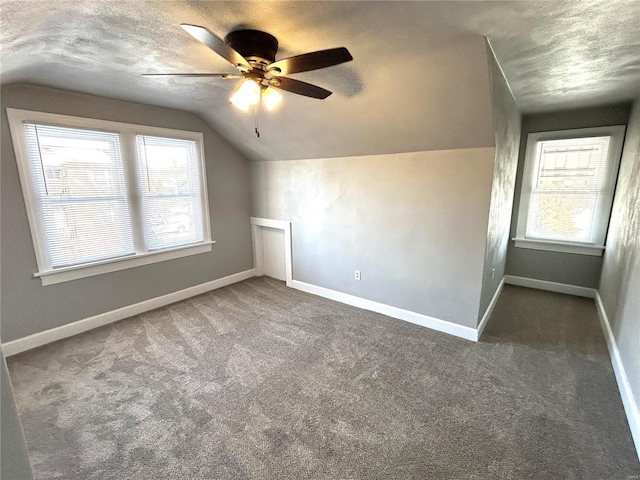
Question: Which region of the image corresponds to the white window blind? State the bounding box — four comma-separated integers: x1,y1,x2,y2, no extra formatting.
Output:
526,136,610,243
136,135,204,250
24,124,134,268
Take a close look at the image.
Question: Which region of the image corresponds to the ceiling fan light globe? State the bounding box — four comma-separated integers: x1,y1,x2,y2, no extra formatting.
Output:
262,87,283,111
230,80,261,111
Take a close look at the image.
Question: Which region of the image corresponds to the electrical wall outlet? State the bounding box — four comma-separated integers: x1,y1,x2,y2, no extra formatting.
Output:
355,270,361,281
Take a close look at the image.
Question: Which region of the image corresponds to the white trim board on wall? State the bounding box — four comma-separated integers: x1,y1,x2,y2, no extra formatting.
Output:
250,217,293,287
477,278,505,340
2,269,256,357
291,280,479,342
595,292,640,461
504,275,596,298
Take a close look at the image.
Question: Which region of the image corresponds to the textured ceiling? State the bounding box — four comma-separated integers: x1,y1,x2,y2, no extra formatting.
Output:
1,1,639,161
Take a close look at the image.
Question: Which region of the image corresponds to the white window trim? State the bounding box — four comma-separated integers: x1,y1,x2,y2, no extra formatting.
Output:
514,125,625,256
7,108,213,285
512,238,605,256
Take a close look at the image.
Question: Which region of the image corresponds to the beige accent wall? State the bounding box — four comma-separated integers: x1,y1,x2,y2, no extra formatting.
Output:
252,147,496,328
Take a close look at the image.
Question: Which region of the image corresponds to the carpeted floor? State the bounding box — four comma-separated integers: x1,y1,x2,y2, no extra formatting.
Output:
7,277,640,479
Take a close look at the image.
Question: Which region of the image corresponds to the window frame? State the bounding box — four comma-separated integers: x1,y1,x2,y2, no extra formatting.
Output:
7,108,214,286
514,125,625,256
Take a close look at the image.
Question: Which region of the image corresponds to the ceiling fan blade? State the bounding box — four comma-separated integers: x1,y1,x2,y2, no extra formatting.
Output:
180,24,251,71
142,73,241,78
267,47,352,75
271,77,332,99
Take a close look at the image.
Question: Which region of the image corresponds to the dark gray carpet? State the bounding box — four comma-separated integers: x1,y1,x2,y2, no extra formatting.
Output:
7,278,640,479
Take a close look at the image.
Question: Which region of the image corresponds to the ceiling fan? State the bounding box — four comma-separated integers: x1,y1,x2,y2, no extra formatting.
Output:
144,24,353,113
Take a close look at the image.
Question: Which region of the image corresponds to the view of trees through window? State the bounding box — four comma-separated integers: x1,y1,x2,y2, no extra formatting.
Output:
526,137,610,243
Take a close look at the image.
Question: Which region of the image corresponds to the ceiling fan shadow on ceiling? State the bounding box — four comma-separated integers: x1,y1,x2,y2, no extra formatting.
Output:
143,24,353,136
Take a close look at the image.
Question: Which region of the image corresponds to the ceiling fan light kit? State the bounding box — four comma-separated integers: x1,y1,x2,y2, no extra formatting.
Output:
261,87,283,111
229,80,282,112
144,24,353,122
229,79,262,111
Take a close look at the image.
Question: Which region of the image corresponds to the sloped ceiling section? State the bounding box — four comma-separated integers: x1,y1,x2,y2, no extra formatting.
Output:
1,1,639,162
489,0,640,112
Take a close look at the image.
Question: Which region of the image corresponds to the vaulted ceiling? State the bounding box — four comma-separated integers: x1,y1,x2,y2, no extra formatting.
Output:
2,1,639,161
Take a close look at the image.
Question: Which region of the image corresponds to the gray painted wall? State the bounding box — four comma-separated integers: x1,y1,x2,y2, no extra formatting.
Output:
505,103,632,287
252,147,496,328
478,44,521,321
1,347,34,479
1,85,254,342
598,97,640,419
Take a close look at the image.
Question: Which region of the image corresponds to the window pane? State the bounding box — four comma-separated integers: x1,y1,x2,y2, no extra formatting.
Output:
535,137,610,193
25,124,134,267
136,135,204,250
42,200,133,266
526,136,611,244
527,193,598,243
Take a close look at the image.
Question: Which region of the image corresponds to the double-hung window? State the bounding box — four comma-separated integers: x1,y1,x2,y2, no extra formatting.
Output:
7,109,213,285
514,126,625,256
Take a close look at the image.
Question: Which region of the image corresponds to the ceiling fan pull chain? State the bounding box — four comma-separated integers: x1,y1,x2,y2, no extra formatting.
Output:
254,102,260,138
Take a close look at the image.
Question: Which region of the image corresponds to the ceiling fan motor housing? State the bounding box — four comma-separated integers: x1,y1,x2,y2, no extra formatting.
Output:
224,29,279,68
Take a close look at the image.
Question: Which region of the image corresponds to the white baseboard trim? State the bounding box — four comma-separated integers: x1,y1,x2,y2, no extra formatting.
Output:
504,275,596,298
595,292,640,461
291,280,478,342
2,269,256,357
477,278,505,341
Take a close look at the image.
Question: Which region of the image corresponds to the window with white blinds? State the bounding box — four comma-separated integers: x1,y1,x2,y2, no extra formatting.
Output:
7,109,212,285
136,135,204,250
24,124,135,268
515,126,625,256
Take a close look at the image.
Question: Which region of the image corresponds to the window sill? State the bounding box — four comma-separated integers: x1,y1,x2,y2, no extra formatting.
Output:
35,241,215,286
512,238,604,256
